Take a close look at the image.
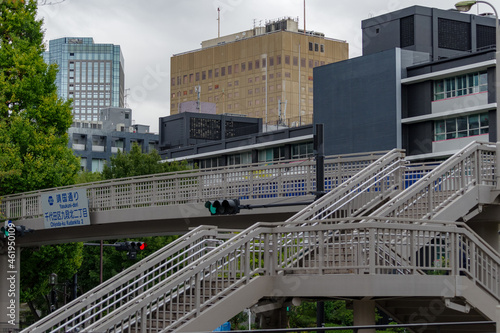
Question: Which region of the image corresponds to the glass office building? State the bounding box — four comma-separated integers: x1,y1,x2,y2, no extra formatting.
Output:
43,37,125,121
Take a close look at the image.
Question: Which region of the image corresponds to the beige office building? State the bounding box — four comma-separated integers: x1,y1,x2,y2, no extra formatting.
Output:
170,18,348,126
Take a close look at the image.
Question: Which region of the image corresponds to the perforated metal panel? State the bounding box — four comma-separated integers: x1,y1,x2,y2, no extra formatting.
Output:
400,15,415,48
477,24,495,50
438,18,471,51
189,118,221,140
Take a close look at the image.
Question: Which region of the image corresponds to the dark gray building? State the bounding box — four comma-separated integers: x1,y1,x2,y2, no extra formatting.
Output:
362,5,496,61
159,112,262,150
69,108,158,172
314,5,498,160
159,113,313,168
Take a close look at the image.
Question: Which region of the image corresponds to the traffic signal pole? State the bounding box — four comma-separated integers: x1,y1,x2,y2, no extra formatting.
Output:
315,124,326,327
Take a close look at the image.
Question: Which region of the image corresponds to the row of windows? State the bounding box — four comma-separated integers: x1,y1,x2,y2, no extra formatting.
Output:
434,113,489,141
68,84,111,91
433,71,487,101
172,57,325,86
73,100,110,107
70,92,111,99
197,142,314,169
308,42,325,52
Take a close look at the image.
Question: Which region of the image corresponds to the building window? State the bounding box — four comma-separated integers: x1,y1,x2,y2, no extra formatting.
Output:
248,61,253,70
309,42,313,51
269,56,274,66
315,43,319,52
221,67,225,76
202,71,206,80
255,60,260,69
196,72,200,81
434,113,489,141
285,55,290,65
228,65,232,75
433,71,487,101
277,55,281,65
208,70,213,79
320,44,325,52
241,62,246,71
215,68,219,77
292,142,314,159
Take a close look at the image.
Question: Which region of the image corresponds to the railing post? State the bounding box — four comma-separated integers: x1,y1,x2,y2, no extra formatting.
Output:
195,272,201,316
318,231,324,275
495,305,500,333
21,197,26,218
245,241,250,282
264,233,271,275
141,306,146,332
369,228,376,275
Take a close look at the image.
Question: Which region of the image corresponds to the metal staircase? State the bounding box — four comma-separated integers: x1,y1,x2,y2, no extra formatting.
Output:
21,142,500,333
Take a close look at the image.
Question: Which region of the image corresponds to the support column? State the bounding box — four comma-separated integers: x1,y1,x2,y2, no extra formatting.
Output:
0,244,21,330
353,300,375,333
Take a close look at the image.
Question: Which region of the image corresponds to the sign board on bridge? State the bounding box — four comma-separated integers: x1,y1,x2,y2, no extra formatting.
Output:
41,189,90,229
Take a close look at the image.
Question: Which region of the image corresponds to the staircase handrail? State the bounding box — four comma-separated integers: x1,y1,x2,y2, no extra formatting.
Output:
20,225,225,333
84,222,274,333
285,149,406,222
366,141,496,220
85,218,500,333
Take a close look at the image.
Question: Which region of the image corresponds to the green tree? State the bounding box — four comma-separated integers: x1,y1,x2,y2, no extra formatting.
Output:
102,142,190,179
0,0,81,323
21,243,84,322
77,236,178,293
0,0,79,196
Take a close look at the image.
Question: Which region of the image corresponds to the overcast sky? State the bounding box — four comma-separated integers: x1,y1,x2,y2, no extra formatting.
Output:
38,0,483,132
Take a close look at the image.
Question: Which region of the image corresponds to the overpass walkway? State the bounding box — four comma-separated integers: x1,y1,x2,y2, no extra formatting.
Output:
1,151,398,246
20,141,500,333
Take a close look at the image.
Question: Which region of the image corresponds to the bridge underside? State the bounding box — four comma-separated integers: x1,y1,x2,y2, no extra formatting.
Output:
179,275,497,333
16,196,314,246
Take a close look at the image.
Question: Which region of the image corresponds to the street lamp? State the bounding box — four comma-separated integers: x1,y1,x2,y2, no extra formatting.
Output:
455,0,500,189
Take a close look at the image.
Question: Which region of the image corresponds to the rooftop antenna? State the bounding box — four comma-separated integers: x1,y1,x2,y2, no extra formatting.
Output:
217,7,221,38
304,0,306,34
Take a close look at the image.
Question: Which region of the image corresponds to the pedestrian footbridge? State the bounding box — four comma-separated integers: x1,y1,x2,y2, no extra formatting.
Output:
1,151,395,246
19,141,500,332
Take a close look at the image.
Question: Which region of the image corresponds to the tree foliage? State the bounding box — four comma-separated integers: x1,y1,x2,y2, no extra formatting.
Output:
0,0,79,196
102,142,190,179
77,236,178,294
0,0,81,323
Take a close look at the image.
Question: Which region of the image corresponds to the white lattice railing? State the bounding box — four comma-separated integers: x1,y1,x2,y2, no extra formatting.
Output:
79,218,500,333
286,149,406,222
1,151,387,221
371,141,496,220
21,225,233,333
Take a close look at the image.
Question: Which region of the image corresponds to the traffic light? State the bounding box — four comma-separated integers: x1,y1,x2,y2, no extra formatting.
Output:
205,200,223,215
1,222,33,238
222,199,240,214
114,241,147,260
204,199,240,215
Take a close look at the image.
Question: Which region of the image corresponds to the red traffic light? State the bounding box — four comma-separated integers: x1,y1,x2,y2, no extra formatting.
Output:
139,242,146,250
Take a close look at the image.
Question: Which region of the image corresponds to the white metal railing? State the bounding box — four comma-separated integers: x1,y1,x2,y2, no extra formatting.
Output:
1,151,387,221
82,218,500,333
369,141,496,220
285,149,406,222
21,226,233,333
